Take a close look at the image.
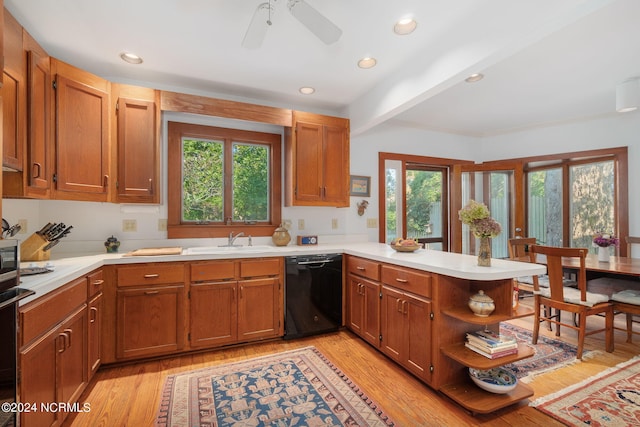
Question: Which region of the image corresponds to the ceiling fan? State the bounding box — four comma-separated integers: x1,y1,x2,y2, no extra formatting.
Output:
242,0,342,49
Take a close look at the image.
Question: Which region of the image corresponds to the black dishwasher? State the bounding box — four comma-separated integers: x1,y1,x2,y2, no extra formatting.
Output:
284,254,342,340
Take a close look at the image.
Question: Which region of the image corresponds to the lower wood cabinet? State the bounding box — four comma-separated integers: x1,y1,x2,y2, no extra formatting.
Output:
347,274,380,347
19,272,97,427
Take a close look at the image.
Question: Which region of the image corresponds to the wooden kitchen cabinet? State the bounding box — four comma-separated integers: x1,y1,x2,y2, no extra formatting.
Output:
19,276,89,427
1,10,25,172
115,263,186,360
51,58,110,201
346,256,381,347
111,84,160,203
285,111,350,207
87,269,104,379
238,277,281,340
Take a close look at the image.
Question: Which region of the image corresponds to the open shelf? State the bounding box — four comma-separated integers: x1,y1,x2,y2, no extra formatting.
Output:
441,342,534,370
440,376,534,415
441,306,515,324
511,304,535,319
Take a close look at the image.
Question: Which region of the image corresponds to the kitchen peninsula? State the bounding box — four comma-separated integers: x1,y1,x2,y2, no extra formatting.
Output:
17,242,546,424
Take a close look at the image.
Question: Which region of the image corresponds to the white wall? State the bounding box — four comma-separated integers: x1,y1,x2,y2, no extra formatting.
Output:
3,112,637,254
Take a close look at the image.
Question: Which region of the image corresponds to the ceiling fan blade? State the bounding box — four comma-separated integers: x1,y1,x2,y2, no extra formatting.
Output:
242,2,273,49
287,0,342,44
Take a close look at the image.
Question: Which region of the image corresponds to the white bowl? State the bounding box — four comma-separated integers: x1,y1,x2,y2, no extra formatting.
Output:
469,367,517,394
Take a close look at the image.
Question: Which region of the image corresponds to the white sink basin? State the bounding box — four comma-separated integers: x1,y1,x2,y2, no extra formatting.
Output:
184,245,275,255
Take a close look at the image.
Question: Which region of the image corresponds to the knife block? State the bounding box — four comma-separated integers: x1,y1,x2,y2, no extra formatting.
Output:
20,233,51,261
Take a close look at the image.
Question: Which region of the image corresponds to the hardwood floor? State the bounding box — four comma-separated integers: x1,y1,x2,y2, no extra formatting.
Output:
63,300,639,427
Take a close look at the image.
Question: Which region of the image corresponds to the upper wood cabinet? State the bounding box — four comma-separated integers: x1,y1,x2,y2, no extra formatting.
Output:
111,84,160,203
1,10,25,172
52,58,110,201
285,111,350,207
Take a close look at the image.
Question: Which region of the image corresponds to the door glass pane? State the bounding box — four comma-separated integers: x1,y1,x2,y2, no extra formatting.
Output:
406,168,444,250
569,160,615,251
461,171,512,258
232,142,269,222
385,160,402,243
182,138,224,222
527,168,562,246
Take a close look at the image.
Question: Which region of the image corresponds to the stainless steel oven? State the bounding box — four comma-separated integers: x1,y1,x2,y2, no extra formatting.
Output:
0,240,34,427
284,254,342,340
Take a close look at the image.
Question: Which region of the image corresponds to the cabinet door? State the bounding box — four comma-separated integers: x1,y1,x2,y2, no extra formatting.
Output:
115,95,159,203
405,294,432,381
238,277,280,341
58,305,88,412
88,292,102,379
116,284,185,359
54,73,109,200
190,281,237,348
362,279,381,347
381,286,405,362
26,48,51,192
347,275,364,335
20,326,59,427
293,121,323,202
321,124,349,206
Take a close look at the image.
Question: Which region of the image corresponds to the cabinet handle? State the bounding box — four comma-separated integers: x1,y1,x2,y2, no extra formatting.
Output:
57,333,68,353
239,285,244,299
93,279,105,285
232,287,236,301
90,307,98,323
396,298,403,312
402,300,408,315
103,175,109,188
144,274,160,279
64,329,73,348
356,266,365,271
395,278,408,283
32,162,42,178
148,178,154,194
144,290,159,295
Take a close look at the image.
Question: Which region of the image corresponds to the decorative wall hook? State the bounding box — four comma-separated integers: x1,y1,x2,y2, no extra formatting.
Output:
357,200,369,216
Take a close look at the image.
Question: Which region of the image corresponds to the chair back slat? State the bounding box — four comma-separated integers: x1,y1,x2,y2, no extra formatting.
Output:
530,245,588,302
508,237,537,260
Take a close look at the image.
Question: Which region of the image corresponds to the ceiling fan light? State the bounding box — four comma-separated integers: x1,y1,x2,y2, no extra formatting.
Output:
616,78,639,113
120,52,143,64
394,18,417,35
299,87,315,95
358,57,377,69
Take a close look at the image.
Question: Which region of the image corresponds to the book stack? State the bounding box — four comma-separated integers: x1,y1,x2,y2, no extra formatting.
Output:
465,329,518,359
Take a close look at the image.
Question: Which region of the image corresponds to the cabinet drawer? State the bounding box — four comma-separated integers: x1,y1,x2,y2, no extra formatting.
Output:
191,261,236,282
117,263,185,287
20,277,87,346
347,256,380,281
87,269,104,297
240,258,281,278
381,265,432,298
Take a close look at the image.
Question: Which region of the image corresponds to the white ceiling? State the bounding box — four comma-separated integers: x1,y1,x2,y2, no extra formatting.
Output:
6,0,639,137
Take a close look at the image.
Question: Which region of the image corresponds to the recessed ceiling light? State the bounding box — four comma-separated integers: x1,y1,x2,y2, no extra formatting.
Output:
394,18,417,35
465,73,484,83
358,57,377,69
120,52,143,64
299,87,315,95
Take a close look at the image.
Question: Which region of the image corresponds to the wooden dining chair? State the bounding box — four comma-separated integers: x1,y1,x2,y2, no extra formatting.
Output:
607,236,640,342
508,237,538,295
529,245,614,360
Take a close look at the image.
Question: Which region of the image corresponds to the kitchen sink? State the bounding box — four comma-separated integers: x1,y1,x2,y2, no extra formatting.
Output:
184,245,275,255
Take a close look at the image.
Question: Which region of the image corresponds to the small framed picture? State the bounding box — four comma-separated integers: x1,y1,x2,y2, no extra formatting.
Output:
350,175,370,197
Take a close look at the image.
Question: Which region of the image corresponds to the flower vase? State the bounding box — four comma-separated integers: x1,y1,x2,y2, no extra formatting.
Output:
478,237,492,267
597,246,610,262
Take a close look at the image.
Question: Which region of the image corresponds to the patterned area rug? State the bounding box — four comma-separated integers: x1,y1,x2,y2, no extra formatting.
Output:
530,355,640,426
499,322,590,383
155,346,395,426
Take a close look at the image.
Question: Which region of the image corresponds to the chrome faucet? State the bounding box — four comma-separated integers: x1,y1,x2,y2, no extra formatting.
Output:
228,231,245,246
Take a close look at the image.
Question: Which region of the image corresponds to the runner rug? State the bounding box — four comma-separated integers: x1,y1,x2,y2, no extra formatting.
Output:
155,346,395,427
499,322,591,383
530,355,640,426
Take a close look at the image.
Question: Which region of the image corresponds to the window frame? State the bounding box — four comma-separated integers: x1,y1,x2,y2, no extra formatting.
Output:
167,121,282,238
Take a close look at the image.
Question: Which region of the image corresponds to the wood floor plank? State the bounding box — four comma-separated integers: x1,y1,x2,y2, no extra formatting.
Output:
63,300,638,427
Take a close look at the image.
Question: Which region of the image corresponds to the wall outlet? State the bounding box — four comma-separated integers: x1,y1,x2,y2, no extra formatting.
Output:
122,219,137,232
367,218,378,228
331,218,338,229
17,219,27,234
298,219,305,230
158,219,167,232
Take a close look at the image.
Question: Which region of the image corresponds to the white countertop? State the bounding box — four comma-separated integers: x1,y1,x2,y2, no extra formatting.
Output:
17,242,546,306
